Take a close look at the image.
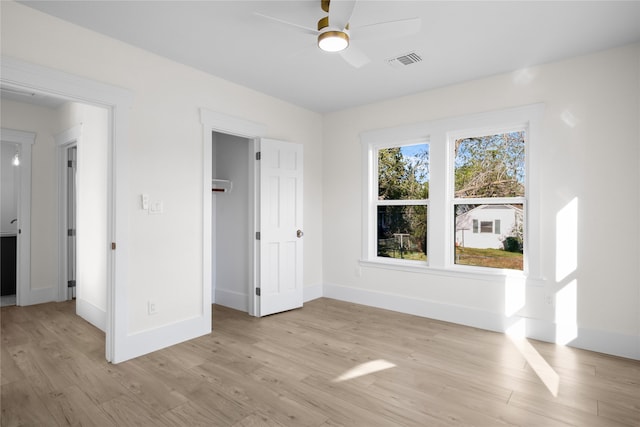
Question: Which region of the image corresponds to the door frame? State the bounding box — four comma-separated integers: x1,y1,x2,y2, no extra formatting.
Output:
1,56,132,362
55,126,81,302
200,109,267,317
0,130,35,307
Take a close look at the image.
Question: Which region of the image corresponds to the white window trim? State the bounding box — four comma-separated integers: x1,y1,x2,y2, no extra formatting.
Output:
360,103,545,280
363,138,430,262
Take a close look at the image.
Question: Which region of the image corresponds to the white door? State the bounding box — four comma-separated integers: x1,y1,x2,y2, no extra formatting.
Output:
258,138,303,316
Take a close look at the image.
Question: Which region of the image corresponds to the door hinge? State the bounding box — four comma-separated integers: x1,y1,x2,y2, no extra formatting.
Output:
67,280,76,288
67,229,76,237
255,288,261,296
111,242,116,250
67,160,76,168
255,151,261,161
256,231,260,240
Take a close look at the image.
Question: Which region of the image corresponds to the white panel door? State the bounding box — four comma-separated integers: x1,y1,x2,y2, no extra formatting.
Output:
258,139,303,316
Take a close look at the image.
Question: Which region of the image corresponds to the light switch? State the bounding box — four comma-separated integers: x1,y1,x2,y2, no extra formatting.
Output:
141,194,149,210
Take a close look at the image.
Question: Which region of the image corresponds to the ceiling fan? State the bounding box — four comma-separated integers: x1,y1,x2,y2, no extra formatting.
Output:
256,0,421,68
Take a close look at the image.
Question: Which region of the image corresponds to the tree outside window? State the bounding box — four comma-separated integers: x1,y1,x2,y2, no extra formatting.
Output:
376,143,429,261
453,131,526,270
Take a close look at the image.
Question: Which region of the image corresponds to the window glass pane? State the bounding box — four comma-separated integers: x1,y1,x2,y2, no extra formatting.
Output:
454,204,523,270
480,221,493,233
377,205,427,261
454,132,525,198
378,143,429,200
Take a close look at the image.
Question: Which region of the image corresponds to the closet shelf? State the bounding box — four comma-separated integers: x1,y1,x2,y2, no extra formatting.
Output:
212,179,232,193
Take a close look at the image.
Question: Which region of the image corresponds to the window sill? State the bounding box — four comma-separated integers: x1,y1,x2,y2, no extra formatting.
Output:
359,258,531,282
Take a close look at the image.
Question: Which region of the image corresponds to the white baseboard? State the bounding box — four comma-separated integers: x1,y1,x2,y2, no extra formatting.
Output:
76,298,106,332
303,283,323,302
525,317,640,360
114,315,210,363
323,282,639,361
215,288,248,312
20,286,56,306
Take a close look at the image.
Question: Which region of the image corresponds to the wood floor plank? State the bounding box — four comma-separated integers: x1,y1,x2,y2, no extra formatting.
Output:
0,345,25,386
41,385,117,427
597,399,640,427
100,358,189,414
99,393,173,427
0,379,56,426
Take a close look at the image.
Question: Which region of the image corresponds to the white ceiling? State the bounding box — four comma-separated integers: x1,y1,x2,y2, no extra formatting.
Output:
16,1,640,113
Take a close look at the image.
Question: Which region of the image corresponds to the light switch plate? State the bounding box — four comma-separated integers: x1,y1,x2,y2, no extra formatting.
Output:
149,200,163,215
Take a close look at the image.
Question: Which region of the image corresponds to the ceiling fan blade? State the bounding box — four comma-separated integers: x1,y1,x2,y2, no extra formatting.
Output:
329,0,356,30
351,17,421,41
339,45,370,68
254,12,318,36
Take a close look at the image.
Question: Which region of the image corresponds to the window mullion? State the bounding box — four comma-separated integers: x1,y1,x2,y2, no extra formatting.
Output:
377,199,429,207
453,197,525,205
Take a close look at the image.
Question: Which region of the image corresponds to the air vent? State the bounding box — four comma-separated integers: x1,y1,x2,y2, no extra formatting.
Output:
387,52,423,68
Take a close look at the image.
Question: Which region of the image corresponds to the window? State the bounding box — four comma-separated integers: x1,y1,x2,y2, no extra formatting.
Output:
361,104,542,277
376,143,429,262
453,131,526,270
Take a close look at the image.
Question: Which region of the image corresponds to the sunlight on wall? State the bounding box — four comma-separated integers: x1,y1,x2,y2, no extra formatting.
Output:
556,280,578,345
504,275,526,317
512,68,537,86
561,110,579,128
332,359,396,382
555,197,579,345
555,198,578,282
506,319,560,397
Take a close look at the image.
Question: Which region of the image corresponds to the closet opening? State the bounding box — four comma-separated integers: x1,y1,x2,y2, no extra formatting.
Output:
211,132,255,314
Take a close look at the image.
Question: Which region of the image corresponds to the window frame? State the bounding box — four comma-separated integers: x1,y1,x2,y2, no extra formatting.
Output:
449,126,528,272
364,138,430,265
361,104,544,280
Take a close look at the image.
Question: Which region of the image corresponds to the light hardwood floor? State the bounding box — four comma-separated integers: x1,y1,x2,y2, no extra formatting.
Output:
1,298,639,426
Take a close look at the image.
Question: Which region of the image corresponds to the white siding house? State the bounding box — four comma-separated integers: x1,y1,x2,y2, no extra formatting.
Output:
455,205,523,249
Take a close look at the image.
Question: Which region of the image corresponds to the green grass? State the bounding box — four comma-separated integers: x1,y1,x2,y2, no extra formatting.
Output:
455,247,523,270
379,245,522,269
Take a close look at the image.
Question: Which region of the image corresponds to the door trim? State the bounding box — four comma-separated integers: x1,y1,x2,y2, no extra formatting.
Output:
200,109,267,317
0,129,35,307
55,126,81,302
1,56,133,363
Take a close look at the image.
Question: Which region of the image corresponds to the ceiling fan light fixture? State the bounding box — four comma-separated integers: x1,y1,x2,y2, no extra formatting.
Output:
318,31,349,52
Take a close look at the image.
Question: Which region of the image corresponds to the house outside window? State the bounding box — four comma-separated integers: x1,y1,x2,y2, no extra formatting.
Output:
453,131,526,270
361,104,543,278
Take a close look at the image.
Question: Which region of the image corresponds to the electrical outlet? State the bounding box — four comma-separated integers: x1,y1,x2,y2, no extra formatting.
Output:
148,301,157,315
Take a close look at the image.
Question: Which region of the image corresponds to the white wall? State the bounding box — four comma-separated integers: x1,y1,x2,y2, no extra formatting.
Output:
1,1,324,359
213,133,250,310
323,43,640,359
57,102,110,329
0,99,58,297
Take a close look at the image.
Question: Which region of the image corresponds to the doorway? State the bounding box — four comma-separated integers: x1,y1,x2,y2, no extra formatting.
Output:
211,132,254,312
1,142,20,306
1,56,135,362
208,126,304,318
0,130,35,308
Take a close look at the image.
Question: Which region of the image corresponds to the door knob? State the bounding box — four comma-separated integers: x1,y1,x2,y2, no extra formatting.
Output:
297,229,304,238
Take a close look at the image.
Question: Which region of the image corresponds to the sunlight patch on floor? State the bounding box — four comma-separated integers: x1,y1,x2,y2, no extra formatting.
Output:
507,319,560,397
332,359,396,382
